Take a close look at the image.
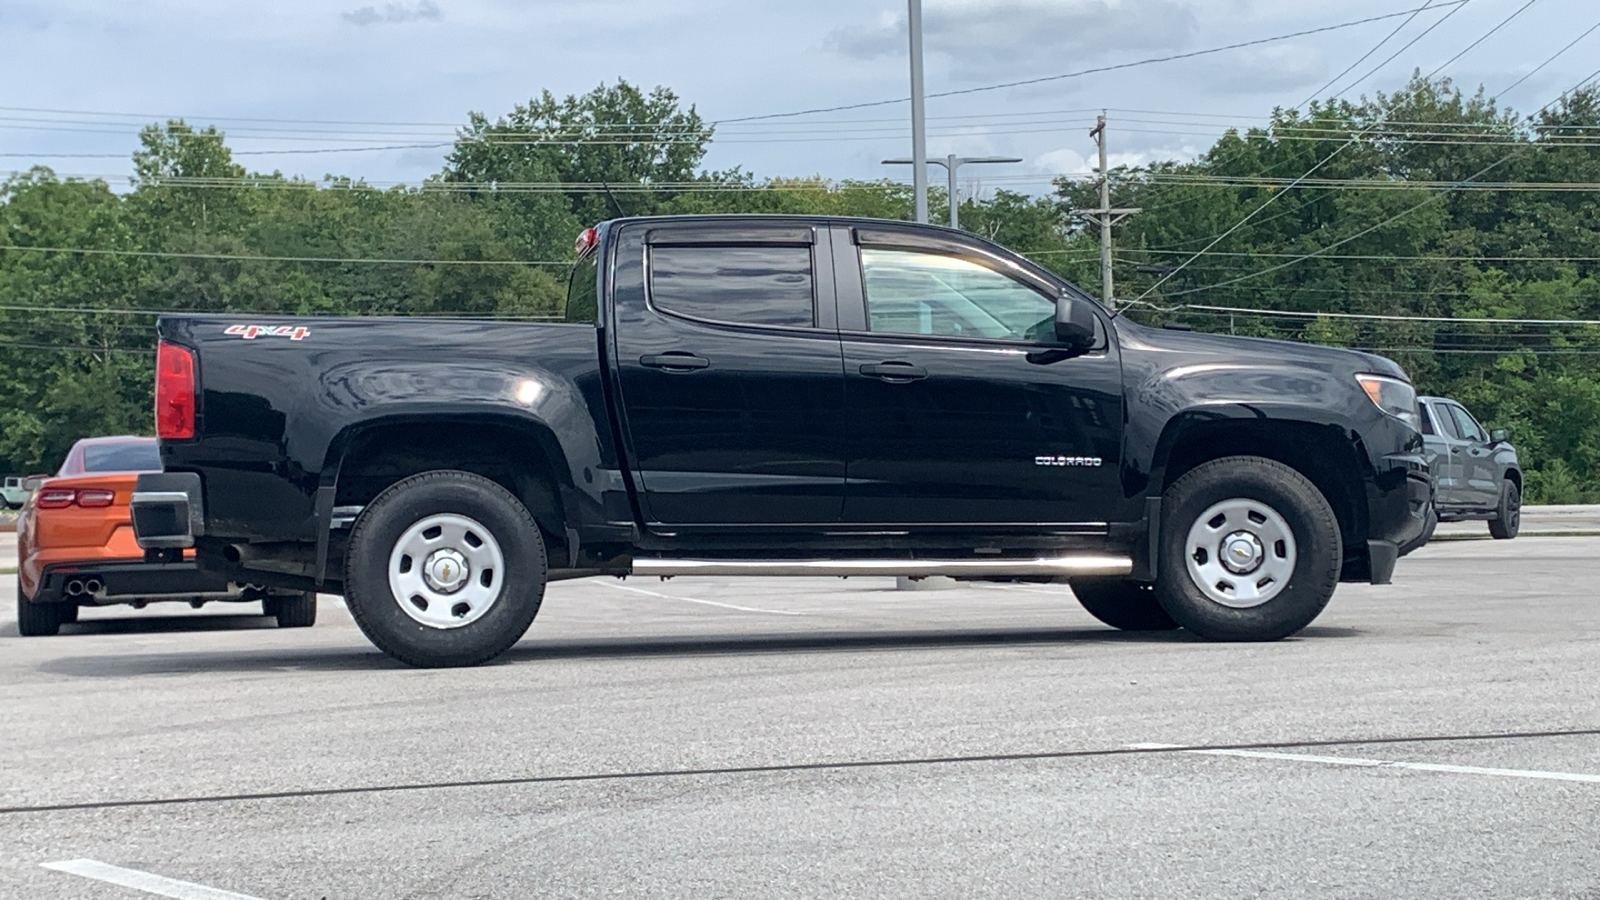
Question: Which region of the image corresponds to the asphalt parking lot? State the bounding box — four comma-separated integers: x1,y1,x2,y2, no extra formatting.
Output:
2,537,1597,899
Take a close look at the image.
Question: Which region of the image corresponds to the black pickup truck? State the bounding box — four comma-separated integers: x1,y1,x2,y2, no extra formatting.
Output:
130,215,1431,667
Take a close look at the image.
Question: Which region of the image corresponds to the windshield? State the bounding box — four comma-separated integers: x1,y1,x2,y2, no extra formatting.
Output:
68,441,162,475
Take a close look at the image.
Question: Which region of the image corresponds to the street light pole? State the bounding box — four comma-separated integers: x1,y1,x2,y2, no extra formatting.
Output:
908,0,929,224
882,155,1023,229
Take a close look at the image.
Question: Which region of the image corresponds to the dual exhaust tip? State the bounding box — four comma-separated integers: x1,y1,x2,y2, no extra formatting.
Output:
63,578,104,598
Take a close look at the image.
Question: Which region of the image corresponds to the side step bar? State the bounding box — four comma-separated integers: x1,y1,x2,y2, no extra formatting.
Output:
630,556,1132,578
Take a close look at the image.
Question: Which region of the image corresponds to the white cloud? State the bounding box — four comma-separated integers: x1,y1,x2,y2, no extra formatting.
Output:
1198,44,1326,95
342,1,441,27
827,0,1198,82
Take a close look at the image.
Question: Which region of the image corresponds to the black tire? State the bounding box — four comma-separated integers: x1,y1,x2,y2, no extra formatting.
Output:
1155,456,1342,642
1489,480,1521,540
264,592,318,628
58,603,79,624
16,584,63,637
344,470,546,668
1070,579,1180,631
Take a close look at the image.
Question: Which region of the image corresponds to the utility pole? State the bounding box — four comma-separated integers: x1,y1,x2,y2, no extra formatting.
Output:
908,0,929,224
1072,113,1140,310
883,154,1021,229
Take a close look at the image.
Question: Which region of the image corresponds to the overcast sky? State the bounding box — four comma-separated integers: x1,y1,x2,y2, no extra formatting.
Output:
3,0,1595,196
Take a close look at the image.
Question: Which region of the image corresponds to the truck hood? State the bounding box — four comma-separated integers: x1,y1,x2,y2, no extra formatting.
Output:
1112,318,1410,382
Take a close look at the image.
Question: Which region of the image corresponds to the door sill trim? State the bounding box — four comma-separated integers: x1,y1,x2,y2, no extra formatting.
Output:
630,556,1132,578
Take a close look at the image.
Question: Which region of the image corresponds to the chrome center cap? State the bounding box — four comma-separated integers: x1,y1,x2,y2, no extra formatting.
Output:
423,549,470,594
1220,531,1265,574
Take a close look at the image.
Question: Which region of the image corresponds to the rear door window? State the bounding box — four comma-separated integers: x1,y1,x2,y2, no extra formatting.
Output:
649,245,816,328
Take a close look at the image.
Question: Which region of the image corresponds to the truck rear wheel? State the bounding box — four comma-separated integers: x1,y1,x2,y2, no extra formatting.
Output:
344,470,546,668
264,592,318,628
1070,579,1179,631
1155,456,1341,641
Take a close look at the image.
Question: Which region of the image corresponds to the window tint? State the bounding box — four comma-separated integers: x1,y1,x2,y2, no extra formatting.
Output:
79,442,161,473
1429,403,1461,439
1418,404,1437,436
1448,405,1488,442
649,245,815,328
564,255,599,324
860,249,1056,342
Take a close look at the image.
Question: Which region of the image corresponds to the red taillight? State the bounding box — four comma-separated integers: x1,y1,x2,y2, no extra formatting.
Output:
37,489,76,509
156,341,196,440
76,489,116,508
575,226,599,257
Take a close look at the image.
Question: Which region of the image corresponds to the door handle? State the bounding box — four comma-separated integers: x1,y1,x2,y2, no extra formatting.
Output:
1451,447,1463,454
859,362,927,382
640,353,710,371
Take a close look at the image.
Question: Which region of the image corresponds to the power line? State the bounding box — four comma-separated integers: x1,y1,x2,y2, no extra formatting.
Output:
1132,4,1579,305
714,4,1468,124
1427,0,1542,79
1496,18,1600,97
0,244,573,266
1175,304,1600,326
1329,0,1474,98
1301,0,1446,106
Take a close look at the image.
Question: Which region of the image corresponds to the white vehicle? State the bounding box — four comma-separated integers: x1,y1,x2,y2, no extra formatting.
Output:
2,476,32,510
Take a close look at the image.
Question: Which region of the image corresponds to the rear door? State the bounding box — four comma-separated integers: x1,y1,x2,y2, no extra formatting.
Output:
610,221,846,527
832,225,1124,526
1425,400,1467,507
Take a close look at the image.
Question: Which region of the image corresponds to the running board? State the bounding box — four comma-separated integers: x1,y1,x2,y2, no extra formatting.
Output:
629,556,1132,578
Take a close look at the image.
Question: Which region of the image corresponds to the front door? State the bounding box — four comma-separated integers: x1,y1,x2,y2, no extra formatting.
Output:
833,229,1124,526
1444,402,1501,508
611,222,846,527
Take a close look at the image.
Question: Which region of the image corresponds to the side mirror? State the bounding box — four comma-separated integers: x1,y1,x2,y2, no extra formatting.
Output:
22,477,43,492
1490,428,1508,444
1054,293,1098,353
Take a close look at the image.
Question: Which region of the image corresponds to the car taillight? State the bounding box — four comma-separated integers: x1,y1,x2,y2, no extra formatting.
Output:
37,489,76,509
76,489,116,508
156,341,197,440
575,226,599,258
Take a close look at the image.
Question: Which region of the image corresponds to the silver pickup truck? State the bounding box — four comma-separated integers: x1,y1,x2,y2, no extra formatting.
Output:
1419,396,1522,539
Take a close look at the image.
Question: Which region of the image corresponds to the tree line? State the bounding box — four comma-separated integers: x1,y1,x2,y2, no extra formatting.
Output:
2,76,1598,501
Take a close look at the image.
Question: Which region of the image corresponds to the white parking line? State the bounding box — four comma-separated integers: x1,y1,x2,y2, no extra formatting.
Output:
1133,743,1600,784
603,582,805,616
41,859,265,900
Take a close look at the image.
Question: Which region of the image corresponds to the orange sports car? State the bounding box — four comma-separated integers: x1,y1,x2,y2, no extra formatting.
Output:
15,435,316,636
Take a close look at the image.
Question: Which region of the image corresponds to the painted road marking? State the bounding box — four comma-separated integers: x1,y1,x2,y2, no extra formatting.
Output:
604,582,805,616
1132,743,1600,784
42,859,265,900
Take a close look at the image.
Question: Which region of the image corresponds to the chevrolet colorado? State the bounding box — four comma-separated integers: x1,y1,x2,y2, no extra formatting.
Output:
129,216,1432,667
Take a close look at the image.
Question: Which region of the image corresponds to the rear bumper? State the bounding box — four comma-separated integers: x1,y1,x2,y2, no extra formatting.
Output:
131,472,204,549
30,559,238,605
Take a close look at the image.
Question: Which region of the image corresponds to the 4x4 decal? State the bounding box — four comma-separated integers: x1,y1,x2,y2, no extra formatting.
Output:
224,324,311,341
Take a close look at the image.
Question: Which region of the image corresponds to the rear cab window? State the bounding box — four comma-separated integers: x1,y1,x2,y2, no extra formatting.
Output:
650,246,815,328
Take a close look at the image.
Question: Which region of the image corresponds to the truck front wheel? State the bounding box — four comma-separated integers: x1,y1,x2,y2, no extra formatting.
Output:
1156,456,1341,641
1070,579,1179,631
344,470,547,668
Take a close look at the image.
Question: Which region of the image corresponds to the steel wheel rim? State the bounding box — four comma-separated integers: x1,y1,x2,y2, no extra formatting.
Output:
387,513,505,629
1184,498,1297,609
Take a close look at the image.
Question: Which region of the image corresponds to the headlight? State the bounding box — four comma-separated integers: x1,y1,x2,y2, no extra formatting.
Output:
1356,374,1419,429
